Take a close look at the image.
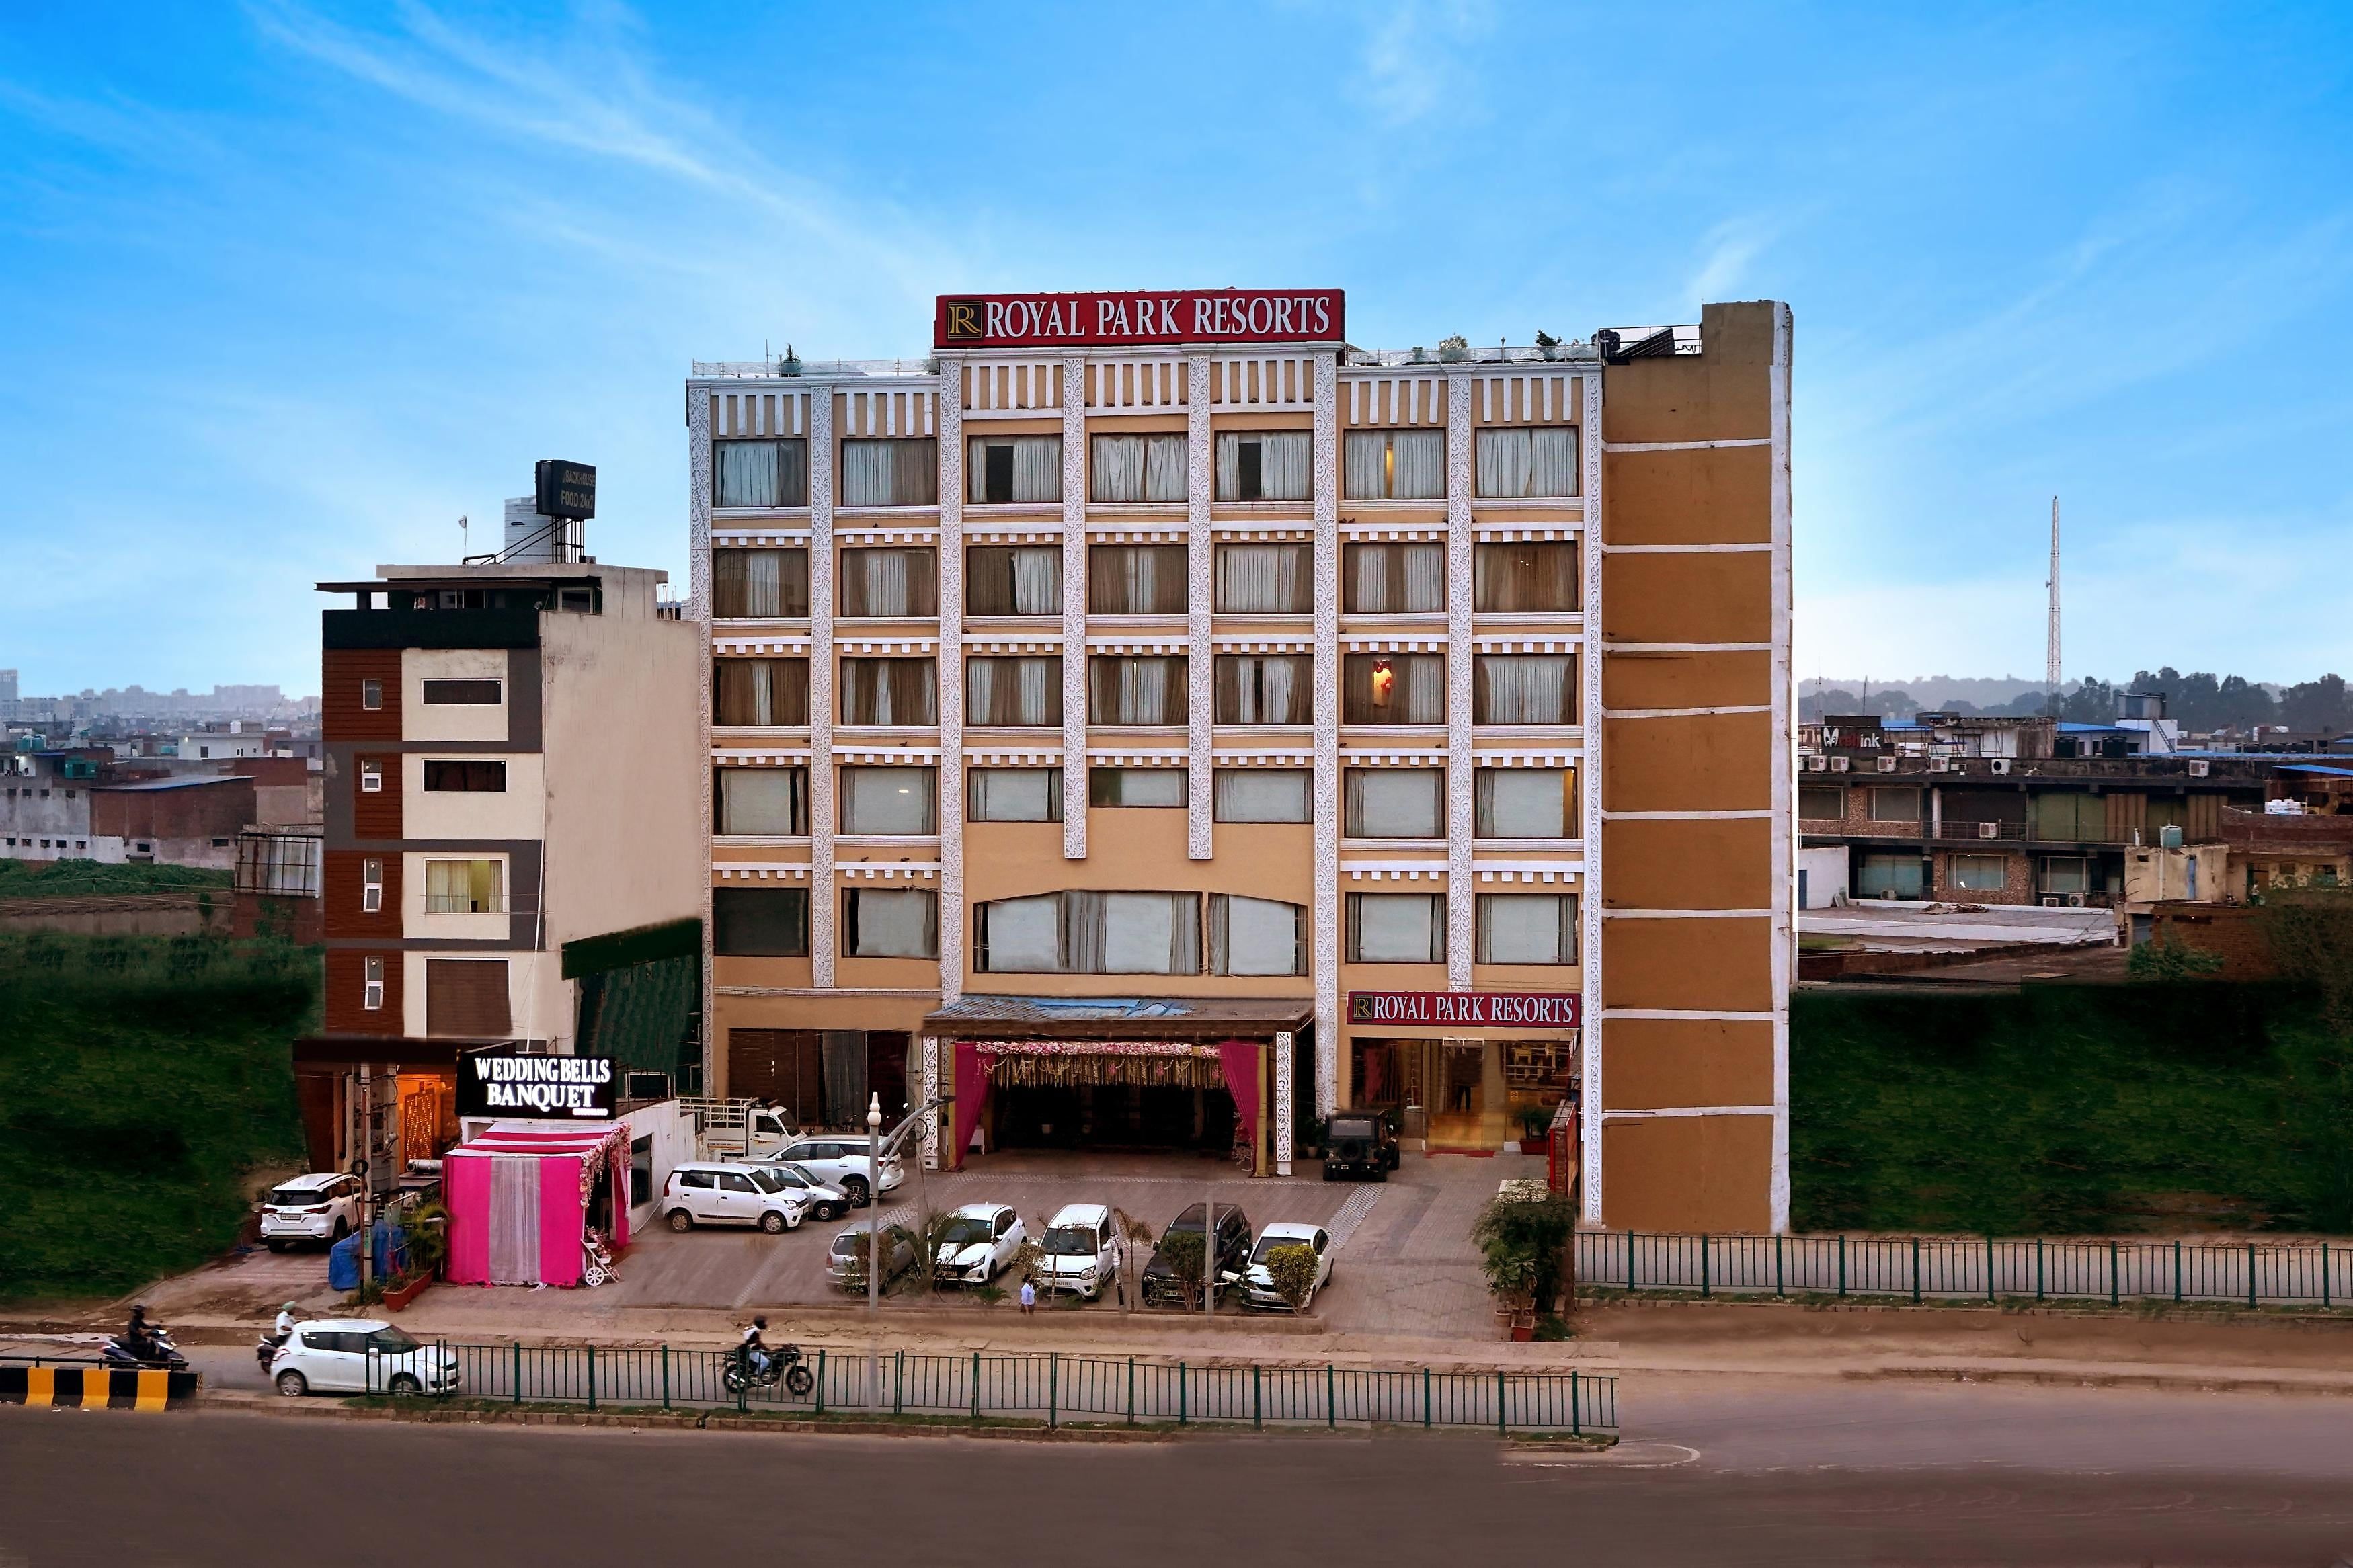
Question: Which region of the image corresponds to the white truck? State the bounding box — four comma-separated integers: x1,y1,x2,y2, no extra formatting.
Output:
678,1097,799,1162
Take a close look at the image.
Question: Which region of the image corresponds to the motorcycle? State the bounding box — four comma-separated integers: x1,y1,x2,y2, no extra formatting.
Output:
722,1339,814,1397
102,1328,189,1372
257,1331,290,1374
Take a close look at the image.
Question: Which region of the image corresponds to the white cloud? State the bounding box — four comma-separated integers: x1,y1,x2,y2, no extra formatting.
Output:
1351,0,1491,125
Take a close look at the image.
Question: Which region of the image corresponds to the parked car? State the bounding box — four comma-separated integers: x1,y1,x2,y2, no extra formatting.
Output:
661,1162,809,1233
259,1172,364,1251
1035,1203,1121,1299
934,1202,1027,1285
764,1137,904,1208
1238,1222,1333,1311
1141,1203,1252,1308
828,1220,918,1291
270,1318,460,1398
1321,1112,1400,1182
754,1161,852,1221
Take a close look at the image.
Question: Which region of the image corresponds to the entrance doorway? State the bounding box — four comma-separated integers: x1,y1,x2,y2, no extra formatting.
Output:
727,1029,911,1129
1352,1037,1502,1149
992,1084,1236,1153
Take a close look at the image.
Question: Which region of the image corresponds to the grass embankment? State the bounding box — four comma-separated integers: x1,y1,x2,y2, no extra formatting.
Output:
1793,983,2353,1235
0,931,315,1298
0,857,233,901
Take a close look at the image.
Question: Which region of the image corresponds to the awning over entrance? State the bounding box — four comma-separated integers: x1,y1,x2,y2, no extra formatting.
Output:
920,995,1314,1041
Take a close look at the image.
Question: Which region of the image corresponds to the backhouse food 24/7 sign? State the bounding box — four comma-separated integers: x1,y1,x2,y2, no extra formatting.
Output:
1347,991,1582,1028
936,288,1345,349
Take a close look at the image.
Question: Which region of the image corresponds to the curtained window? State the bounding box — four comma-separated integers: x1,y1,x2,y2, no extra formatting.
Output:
1087,657,1187,725
1213,542,1312,612
1088,768,1185,807
1473,655,1574,725
965,546,1061,616
967,768,1062,822
1215,431,1314,501
1871,788,1925,823
1088,544,1187,614
1472,542,1578,612
843,888,937,958
715,768,809,835
1346,893,1445,964
1476,768,1570,838
1345,767,1443,838
713,659,811,726
1209,894,1306,976
1213,768,1311,823
713,887,809,956
423,858,502,915
1951,854,2008,892
1474,427,1579,498
839,438,938,507
1213,655,1312,725
965,657,1062,727
1343,543,1445,613
975,890,1201,975
713,438,809,508
1475,893,1575,964
712,548,810,619
838,547,939,618
838,659,937,726
1342,429,1446,499
1343,653,1445,724
1856,853,1925,899
967,436,1062,504
1090,434,1188,503
974,894,1062,972
839,766,937,835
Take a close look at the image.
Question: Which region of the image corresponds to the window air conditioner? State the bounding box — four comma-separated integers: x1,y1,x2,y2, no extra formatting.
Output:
1989,759,2013,775
1876,756,1898,773
2040,895,2065,907
1831,756,1851,772
1929,758,1952,773
1805,755,1828,772
2188,759,2210,778
1978,821,2001,839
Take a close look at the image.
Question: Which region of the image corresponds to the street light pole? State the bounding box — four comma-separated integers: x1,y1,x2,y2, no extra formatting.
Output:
866,1094,883,1316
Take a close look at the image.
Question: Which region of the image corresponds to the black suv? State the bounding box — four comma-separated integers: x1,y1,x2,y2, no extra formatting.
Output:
1322,1112,1401,1181
1141,1203,1252,1308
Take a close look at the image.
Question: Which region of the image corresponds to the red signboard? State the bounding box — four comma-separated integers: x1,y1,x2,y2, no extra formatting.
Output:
1346,991,1581,1028
935,289,1345,349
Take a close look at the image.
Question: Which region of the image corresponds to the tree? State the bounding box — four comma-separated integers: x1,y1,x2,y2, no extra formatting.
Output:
1471,1189,1577,1312
2281,675,2350,735
1263,1243,1320,1313
2061,678,2118,723
1152,1226,1206,1311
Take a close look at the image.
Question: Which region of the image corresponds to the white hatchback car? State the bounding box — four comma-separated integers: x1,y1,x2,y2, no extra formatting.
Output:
259,1173,364,1251
662,1163,809,1233
934,1203,1027,1286
272,1319,460,1397
1035,1203,1121,1298
1238,1223,1334,1312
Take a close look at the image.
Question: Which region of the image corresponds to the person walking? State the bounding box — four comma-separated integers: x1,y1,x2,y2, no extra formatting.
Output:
1019,1276,1037,1316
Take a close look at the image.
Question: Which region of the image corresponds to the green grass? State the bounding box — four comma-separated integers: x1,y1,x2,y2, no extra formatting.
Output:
1792,982,2353,1235
0,930,315,1298
0,857,233,901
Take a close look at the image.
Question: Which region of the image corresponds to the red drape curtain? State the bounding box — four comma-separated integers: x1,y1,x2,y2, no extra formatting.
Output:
952,1043,993,1163
1218,1041,1261,1153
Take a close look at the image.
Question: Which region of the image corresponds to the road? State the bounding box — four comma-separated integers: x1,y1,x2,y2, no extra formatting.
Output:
9,1377,2353,1565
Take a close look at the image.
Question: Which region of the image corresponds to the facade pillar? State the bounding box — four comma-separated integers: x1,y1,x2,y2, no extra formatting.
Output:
1060,358,1088,861
809,388,837,987
936,366,966,1003
1579,370,1605,1226
1311,352,1341,1114
1274,1030,1295,1175
688,386,717,1094
1445,371,1476,989
918,1034,941,1170
1186,354,1214,860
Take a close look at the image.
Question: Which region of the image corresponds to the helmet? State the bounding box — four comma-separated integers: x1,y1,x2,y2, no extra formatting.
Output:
753,1315,768,1329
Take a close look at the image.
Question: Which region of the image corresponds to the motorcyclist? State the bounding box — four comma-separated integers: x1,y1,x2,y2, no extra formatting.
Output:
738,1316,771,1378
271,1302,298,1348
124,1304,163,1361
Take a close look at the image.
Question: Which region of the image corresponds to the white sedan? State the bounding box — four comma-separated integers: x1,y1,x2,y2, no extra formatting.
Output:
934,1203,1027,1286
1238,1223,1333,1312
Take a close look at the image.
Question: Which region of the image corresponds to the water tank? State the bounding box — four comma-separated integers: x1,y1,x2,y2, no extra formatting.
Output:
2159,825,2184,850
502,497,557,562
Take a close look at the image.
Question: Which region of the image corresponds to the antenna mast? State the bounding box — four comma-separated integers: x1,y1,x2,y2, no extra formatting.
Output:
2044,497,2061,715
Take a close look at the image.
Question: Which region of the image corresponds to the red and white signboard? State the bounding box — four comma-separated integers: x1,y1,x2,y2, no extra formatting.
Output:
1346,991,1582,1028
935,288,1345,349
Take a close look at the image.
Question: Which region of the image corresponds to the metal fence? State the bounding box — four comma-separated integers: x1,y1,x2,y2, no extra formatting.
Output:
411,1343,1615,1435
1579,1231,2353,1308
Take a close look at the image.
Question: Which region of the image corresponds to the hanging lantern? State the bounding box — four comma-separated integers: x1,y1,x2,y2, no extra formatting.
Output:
1370,657,1395,709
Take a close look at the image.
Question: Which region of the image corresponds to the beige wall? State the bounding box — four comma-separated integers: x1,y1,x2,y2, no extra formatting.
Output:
401,753,545,841
402,649,509,743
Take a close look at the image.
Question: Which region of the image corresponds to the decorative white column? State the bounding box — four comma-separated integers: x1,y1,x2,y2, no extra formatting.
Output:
1274,1030,1295,1175
809,388,838,987
1186,354,1214,860
1061,358,1088,861
919,1034,941,1169
1579,369,1606,1226
1445,371,1476,989
689,387,717,1092
1311,353,1341,1115
936,369,966,1003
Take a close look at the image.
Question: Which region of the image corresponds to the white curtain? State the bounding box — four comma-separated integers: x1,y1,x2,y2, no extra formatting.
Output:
1091,436,1145,503
1527,428,1577,497
1213,768,1310,823
487,1157,538,1286
1013,436,1060,502
968,768,1058,822
1351,893,1443,963
848,889,936,958
1094,657,1183,724
1343,433,1386,499
967,658,1058,726
1216,544,1310,612
721,768,804,835
1258,656,1302,723
1060,891,1199,975
1096,768,1185,807
979,895,1061,972
1476,427,1579,498
1476,768,1567,837
743,550,784,618
715,440,778,507
841,766,934,835
1259,432,1311,499
1393,431,1444,499
1477,893,1572,964
1211,894,1303,976
1346,768,1443,837
840,440,896,506
845,548,934,617
1476,655,1572,725
1010,548,1059,613
1143,434,1187,501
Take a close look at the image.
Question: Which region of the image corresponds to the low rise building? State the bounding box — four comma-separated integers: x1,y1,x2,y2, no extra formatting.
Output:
1,751,256,868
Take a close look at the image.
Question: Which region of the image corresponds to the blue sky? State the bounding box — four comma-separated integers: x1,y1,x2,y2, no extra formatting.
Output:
3,2,2349,697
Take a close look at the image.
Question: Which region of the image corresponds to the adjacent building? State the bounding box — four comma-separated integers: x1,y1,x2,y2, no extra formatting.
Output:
1,751,255,868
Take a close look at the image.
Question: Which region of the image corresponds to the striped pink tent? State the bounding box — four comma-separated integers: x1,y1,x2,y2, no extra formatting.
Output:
444,1121,629,1288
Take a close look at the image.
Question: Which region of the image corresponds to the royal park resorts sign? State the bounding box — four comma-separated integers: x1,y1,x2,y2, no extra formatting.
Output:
1346,991,1582,1028
457,1050,616,1118
936,288,1345,349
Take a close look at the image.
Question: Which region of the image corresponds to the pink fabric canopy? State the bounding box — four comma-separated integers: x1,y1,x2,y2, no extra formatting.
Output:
446,1120,629,1288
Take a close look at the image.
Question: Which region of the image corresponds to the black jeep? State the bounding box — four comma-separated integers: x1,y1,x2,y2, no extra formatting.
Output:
1321,1112,1401,1182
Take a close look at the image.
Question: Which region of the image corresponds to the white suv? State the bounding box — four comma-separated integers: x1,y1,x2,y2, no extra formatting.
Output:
761,1139,904,1208
259,1173,364,1251
934,1203,1027,1286
271,1319,460,1397
1035,1203,1121,1299
662,1162,809,1233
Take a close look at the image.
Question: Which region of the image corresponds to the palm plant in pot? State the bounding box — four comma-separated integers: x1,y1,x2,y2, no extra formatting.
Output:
1472,1188,1575,1337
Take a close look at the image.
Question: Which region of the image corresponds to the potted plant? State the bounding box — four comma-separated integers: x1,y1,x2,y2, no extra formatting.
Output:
1437,335,1470,364
1473,1187,1575,1335
385,1202,449,1312
1518,1105,1554,1151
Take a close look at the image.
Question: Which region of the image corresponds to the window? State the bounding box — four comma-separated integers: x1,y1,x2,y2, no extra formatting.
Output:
1208,894,1307,975
965,657,1060,727
965,546,1060,616
361,858,384,915
838,438,936,507
1473,542,1579,612
968,435,1062,504
713,659,811,727
424,858,503,915
1343,654,1445,725
1342,429,1445,499
423,759,506,792
1346,768,1443,838
679,1169,716,1190
1476,768,1570,838
1476,893,1575,964
1347,892,1445,963
719,1171,758,1195
362,955,384,1011
1088,544,1187,614
843,888,938,959
840,766,937,835
1799,786,1845,821
1868,787,1923,823
1343,543,1445,614
713,437,809,507
420,678,501,706
838,659,937,726
1088,657,1187,725
360,677,383,711
1474,427,1579,498
1473,656,1574,725
1950,853,2008,892
1089,768,1185,807
1214,542,1311,612
2034,792,2103,841
1215,431,1313,501
1213,768,1311,823
838,548,939,618
968,768,1062,822
2039,856,2093,895
974,890,1203,974
1856,853,1925,899
1090,434,1187,503
715,768,809,835
712,548,810,618
715,887,810,956
1214,655,1312,725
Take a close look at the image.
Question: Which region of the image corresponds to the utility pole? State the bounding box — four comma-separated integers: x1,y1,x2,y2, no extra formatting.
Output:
2046,497,2062,717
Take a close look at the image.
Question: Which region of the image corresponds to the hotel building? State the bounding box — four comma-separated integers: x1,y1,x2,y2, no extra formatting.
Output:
691,292,1792,1231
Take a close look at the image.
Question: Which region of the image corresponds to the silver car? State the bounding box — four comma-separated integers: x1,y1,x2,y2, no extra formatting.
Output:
828,1221,917,1290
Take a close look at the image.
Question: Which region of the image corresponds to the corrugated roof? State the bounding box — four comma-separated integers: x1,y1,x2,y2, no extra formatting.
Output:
97,774,248,791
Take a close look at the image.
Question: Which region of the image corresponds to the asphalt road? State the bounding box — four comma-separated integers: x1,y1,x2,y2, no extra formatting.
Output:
9,1378,2353,1565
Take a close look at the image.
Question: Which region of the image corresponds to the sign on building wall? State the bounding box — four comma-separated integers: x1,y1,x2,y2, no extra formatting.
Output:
935,288,1345,349
1346,991,1582,1028
456,1048,616,1119
534,459,596,522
